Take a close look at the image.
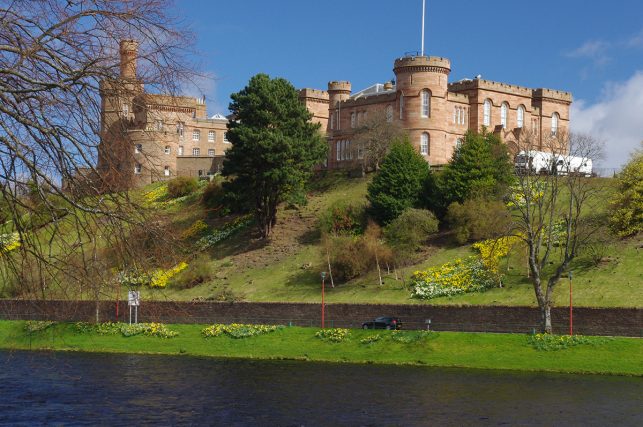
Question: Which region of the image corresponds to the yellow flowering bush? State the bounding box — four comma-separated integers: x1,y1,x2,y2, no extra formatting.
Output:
315,328,350,342
181,220,209,239
0,232,21,255
411,257,497,299
143,184,168,205
202,323,282,339
506,182,546,208
472,236,521,274
149,262,189,288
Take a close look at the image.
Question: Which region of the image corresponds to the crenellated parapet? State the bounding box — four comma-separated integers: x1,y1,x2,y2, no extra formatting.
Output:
393,56,451,75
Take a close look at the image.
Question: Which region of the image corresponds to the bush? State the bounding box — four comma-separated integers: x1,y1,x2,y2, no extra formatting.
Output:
609,148,642,237
315,328,350,342
328,236,372,282
367,137,430,224
202,323,282,339
167,176,198,199
318,202,367,236
24,320,55,333
201,179,224,208
171,255,212,289
410,257,498,299
384,208,438,253
446,198,512,244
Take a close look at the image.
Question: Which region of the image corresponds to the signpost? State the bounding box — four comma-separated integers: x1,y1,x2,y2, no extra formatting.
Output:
128,290,140,325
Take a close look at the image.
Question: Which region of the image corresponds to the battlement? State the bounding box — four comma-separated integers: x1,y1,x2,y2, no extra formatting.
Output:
533,88,573,103
394,55,451,73
449,79,533,97
299,88,329,101
447,92,469,103
328,81,352,93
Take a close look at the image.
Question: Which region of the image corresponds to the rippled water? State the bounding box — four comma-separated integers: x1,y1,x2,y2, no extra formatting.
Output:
0,350,641,426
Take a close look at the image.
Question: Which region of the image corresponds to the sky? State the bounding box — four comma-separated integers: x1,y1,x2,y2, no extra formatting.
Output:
175,0,643,170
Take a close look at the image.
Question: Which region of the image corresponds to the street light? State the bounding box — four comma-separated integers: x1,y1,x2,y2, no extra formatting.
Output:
320,271,327,329
568,270,573,336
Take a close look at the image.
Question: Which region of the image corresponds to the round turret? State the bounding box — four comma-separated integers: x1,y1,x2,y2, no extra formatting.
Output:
119,39,139,80
327,81,351,106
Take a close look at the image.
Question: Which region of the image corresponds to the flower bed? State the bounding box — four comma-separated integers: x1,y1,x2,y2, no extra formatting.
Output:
197,215,253,250
74,322,178,338
411,257,497,300
150,262,189,288
315,328,350,342
202,323,282,339
527,333,609,351
24,320,55,333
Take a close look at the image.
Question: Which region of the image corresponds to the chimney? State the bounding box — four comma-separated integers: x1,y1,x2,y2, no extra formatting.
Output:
119,40,139,80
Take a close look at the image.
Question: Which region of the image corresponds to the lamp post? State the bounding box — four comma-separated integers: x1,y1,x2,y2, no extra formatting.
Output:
320,271,326,329
568,270,573,336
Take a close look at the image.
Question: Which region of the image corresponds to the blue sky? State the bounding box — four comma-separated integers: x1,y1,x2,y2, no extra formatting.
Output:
176,0,643,168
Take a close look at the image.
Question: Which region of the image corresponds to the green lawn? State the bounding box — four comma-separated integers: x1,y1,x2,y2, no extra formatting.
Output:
0,320,640,376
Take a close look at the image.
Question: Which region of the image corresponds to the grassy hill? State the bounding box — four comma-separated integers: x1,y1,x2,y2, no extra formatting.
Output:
2,173,641,308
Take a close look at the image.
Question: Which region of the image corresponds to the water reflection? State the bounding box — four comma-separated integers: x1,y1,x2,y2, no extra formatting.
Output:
0,351,641,425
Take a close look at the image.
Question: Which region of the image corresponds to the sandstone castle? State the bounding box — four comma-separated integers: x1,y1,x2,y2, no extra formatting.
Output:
98,41,572,187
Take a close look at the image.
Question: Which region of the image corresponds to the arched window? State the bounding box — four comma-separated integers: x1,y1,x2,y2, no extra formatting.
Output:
456,138,463,150
385,105,393,122
551,113,559,136
421,90,431,118
350,112,356,128
164,145,171,155
483,100,491,126
420,133,429,155
336,140,341,161
399,94,404,119
517,105,525,128
500,103,508,129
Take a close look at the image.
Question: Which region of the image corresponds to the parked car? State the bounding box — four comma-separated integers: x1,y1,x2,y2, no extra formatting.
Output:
362,317,402,330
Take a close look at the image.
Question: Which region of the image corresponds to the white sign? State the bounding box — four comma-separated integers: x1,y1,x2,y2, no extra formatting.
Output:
128,290,140,307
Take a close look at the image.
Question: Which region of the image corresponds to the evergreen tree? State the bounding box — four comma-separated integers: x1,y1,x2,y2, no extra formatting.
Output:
367,138,430,224
609,145,643,237
223,74,327,238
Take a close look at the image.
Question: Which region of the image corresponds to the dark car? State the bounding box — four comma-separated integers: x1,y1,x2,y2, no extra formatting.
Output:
361,317,402,330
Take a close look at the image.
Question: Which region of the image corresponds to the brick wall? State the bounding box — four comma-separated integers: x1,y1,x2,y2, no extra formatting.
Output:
1,300,640,337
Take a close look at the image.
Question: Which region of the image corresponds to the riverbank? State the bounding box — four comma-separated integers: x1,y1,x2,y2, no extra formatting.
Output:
0,321,640,376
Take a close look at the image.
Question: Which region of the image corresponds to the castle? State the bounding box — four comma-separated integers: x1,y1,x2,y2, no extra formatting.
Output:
98,41,572,187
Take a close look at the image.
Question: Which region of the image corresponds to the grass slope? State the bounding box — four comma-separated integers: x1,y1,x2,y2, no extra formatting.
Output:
1,321,640,376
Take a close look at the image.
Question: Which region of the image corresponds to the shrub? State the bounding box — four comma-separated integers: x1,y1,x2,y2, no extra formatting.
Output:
367,137,430,224
472,236,521,274
446,198,512,244
120,322,178,338
149,262,189,288
410,257,498,299
167,176,198,199
609,148,643,237
24,320,55,333
384,208,438,253
318,202,367,236
315,328,350,342
171,255,212,289
201,179,224,208
328,236,372,282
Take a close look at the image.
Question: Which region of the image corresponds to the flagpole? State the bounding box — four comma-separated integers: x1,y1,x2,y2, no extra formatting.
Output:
421,0,426,56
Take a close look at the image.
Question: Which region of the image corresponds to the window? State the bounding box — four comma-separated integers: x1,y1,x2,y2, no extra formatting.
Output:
551,113,559,136
164,166,170,177
156,120,163,131
500,103,508,129
178,145,184,156
517,106,525,128
208,130,215,142
421,90,430,118
164,146,171,155
330,112,335,130
121,104,129,117
363,111,368,121
533,118,539,132
223,132,229,143
399,94,404,119
483,100,491,126
134,144,142,154
454,107,465,125
456,138,463,150
386,105,393,122
453,107,458,124
193,147,200,156
357,143,364,159
177,122,184,138
208,149,215,156
351,112,356,128
192,129,200,141
460,107,466,125
134,163,141,174
420,133,429,155
336,140,341,161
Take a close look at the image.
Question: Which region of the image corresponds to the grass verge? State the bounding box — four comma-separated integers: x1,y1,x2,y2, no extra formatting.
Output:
0,320,640,376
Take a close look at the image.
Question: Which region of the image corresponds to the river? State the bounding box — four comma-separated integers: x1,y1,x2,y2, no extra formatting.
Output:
0,350,641,426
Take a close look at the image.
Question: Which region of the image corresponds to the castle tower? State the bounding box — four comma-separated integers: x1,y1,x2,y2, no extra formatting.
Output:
327,81,351,131
393,55,451,164
119,39,139,80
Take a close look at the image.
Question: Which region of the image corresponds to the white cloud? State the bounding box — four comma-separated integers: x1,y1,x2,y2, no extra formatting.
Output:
625,29,643,48
565,40,611,65
571,71,643,170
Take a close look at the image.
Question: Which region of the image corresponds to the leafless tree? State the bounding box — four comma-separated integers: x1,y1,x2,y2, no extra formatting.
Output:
351,110,406,171
511,130,605,333
0,0,197,314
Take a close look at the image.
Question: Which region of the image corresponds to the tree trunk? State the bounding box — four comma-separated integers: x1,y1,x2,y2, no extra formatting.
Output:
375,251,382,286
326,248,334,288
95,298,100,324
541,303,552,334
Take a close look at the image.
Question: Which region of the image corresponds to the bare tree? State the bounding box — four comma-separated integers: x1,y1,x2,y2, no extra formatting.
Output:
511,130,604,333
0,0,196,312
351,110,406,171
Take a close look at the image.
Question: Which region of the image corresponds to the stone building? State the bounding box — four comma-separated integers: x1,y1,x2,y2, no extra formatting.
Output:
298,55,572,170
98,40,229,188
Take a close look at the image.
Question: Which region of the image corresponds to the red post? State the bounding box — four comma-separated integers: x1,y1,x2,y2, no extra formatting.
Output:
569,272,573,336
321,276,325,329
